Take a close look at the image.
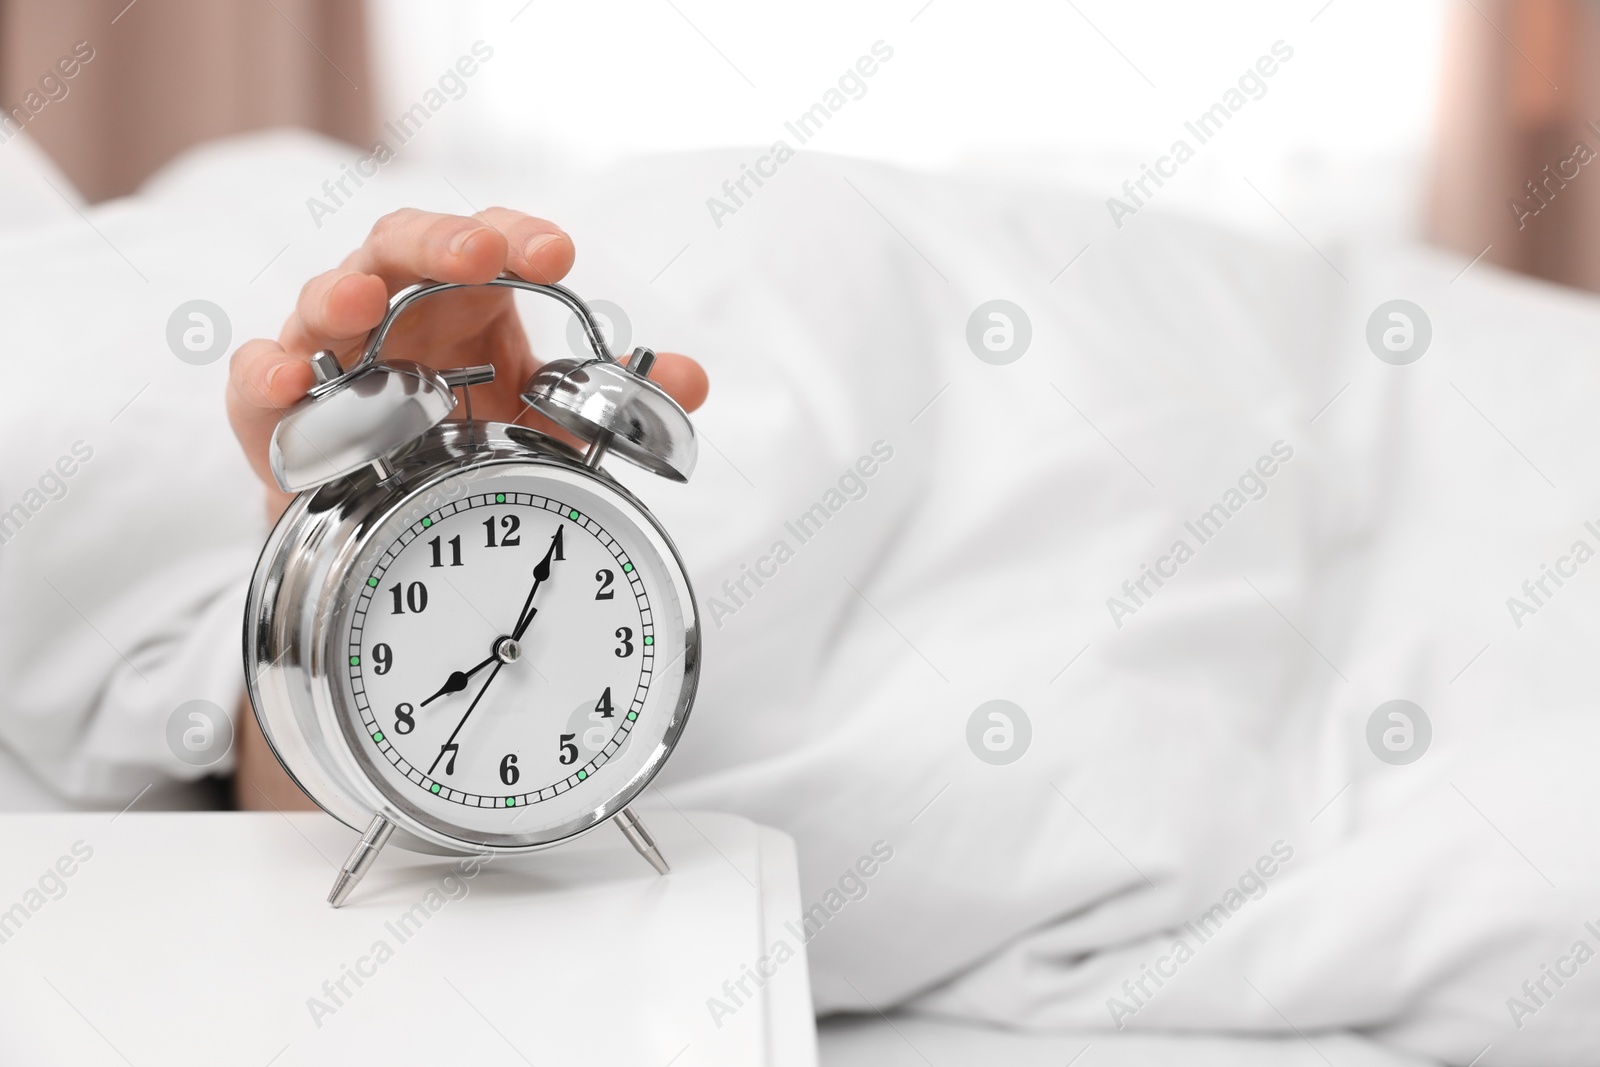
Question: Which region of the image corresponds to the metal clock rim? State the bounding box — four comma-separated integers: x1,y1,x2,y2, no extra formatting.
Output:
326,454,700,851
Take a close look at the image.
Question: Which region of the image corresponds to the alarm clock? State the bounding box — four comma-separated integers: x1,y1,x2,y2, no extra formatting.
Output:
244,276,700,907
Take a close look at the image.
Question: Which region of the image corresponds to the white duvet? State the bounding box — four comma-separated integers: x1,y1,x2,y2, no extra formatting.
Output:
0,130,1596,1065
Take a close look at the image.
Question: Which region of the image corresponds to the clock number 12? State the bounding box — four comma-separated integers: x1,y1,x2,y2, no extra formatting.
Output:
483,515,523,548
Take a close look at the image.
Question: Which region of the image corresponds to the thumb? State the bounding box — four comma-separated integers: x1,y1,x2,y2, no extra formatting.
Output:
227,337,315,520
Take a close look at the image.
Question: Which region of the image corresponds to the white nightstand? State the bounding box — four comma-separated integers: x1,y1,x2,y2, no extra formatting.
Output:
0,808,816,1066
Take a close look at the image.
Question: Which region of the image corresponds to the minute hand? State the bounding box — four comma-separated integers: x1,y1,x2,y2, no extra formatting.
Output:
511,525,564,641
429,659,504,776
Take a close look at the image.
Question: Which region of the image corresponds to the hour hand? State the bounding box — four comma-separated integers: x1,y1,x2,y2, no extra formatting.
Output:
511,525,564,640
420,653,496,707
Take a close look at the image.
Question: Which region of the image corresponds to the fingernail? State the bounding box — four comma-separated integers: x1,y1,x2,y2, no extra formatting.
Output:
525,233,563,260
450,227,488,256
264,363,285,393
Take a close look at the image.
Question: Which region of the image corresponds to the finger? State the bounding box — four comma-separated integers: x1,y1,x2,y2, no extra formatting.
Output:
226,338,316,501
228,337,313,414
634,351,710,413
474,206,575,283
342,208,510,291
280,268,389,358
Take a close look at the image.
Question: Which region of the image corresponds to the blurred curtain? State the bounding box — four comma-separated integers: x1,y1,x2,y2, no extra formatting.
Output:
1429,0,1600,291
0,0,373,202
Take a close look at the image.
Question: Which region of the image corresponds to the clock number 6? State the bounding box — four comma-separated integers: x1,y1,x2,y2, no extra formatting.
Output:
499,753,520,786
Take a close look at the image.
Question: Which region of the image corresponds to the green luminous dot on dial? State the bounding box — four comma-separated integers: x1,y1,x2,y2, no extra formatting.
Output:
623,563,633,573
626,711,638,721
431,783,441,794
577,770,587,781
568,509,580,520
505,796,516,806
349,656,360,666
421,517,432,528
643,636,653,646
372,731,384,743
496,493,506,503
367,577,378,587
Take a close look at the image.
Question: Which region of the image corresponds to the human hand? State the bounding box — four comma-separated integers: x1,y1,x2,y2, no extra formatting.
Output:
227,208,709,520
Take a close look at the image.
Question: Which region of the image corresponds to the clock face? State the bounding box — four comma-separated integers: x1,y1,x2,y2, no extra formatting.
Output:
332,462,695,845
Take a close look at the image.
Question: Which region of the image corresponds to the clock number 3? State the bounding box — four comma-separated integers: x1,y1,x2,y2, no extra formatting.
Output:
614,627,634,658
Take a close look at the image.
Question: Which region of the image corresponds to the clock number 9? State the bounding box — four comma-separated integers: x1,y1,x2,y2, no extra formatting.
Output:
394,702,415,735
614,627,634,658
499,753,519,786
558,733,578,765
372,643,393,675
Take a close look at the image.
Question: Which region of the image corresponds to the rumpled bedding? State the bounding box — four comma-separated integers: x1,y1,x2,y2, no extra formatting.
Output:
0,129,1595,1064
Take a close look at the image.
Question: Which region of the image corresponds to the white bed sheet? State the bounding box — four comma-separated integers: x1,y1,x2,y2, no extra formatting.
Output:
818,1015,1436,1067
2,130,1599,1065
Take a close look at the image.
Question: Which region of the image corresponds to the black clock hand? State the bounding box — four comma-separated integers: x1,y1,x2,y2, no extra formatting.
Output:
511,525,564,641
421,523,564,711
419,652,498,707
419,524,562,768
513,606,537,642
429,659,504,776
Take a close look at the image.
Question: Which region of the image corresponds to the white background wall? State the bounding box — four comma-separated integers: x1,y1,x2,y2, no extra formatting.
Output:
369,0,1448,243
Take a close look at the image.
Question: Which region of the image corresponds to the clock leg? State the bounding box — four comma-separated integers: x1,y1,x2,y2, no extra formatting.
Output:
615,806,670,875
327,814,395,907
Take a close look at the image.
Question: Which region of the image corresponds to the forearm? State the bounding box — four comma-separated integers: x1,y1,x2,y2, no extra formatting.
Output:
233,693,317,811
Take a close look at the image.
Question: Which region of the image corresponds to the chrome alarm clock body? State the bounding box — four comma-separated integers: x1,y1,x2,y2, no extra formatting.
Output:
246,420,700,853
242,277,701,905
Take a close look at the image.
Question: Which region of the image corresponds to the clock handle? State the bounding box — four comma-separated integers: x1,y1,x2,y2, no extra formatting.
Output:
345,275,617,378
290,272,696,483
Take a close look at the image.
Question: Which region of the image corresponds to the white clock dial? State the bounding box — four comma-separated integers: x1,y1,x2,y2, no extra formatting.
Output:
334,463,692,843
